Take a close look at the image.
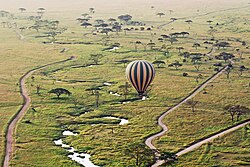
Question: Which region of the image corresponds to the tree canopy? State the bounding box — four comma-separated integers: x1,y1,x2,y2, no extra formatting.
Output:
48,88,71,99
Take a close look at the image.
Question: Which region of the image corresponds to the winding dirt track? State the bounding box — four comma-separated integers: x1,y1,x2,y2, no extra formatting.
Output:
146,61,250,167
3,57,74,167
145,64,228,148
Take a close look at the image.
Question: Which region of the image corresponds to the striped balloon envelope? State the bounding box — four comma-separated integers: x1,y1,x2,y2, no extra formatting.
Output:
125,60,155,96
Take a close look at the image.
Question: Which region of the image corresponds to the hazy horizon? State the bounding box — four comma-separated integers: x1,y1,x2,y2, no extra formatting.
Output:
1,0,249,13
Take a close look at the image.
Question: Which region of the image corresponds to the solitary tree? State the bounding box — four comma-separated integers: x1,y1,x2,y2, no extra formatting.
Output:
85,86,101,95
81,13,89,18
186,99,199,112
95,90,100,107
116,59,131,67
153,60,166,68
1,21,7,28
118,82,131,100
238,66,248,77
225,67,232,79
193,43,201,50
176,47,184,53
38,7,45,12
37,8,45,17
19,7,26,13
19,27,26,32
185,20,193,24
169,38,178,45
207,20,213,25
194,62,202,71
224,105,250,122
48,88,71,99
169,10,174,15
185,20,193,29
89,7,95,13
159,151,178,167
134,41,142,51
196,74,203,83
147,42,156,50
156,12,165,18
124,142,155,166
89,54,103,65
168,61,182,70
36,85,41,94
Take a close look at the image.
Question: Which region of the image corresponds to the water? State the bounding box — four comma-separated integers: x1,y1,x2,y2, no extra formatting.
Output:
109,91,121,96
62,130,78,136
108,47,119,51
54,131,99,167
103,116,129,125
103,82,112,86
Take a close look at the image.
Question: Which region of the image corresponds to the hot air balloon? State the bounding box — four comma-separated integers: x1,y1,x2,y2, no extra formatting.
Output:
125,60,155,97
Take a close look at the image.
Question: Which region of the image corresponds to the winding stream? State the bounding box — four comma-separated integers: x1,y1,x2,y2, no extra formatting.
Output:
54,116,128,166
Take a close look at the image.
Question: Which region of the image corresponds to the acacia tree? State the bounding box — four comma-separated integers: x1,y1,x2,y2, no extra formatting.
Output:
117,59,131,67
186,99,199,112
134,41,142,51
169,38,178,45
108,18,116,25
159,151,178,167
1,21,7,28
168,61,182,70
194,62,202,71
85,86,101,95
19,7,26,13
185,20,193,29
207,20,213,25
48,88,71,99
193,43,200,50
238,66,248,77
215,52,234,62
153,60,166,68
81,22,92,28
38,7,45,13
236,48,243,59
118,14,132,24
124,142,155,166
36,85,41,94
118,82,131,100
196,74,203,83
89,7,95,13
214,42,230,50
147,42,156,50
225,67,232,79
176,47,184,53
89,54,103,65
156,12,165,18
37,8,45,17
224,105,250,122
81,13,89,18
95,90,100,107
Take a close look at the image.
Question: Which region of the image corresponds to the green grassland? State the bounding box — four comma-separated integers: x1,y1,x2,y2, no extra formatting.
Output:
176,128,250,167
0,27,68,164
0,1,249,167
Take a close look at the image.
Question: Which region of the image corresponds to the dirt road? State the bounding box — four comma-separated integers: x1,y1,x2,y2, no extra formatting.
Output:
3,57,74,167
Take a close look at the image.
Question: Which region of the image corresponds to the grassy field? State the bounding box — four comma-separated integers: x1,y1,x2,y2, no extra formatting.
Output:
176,127,250,167
0,27,68,164
0,0,249,166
